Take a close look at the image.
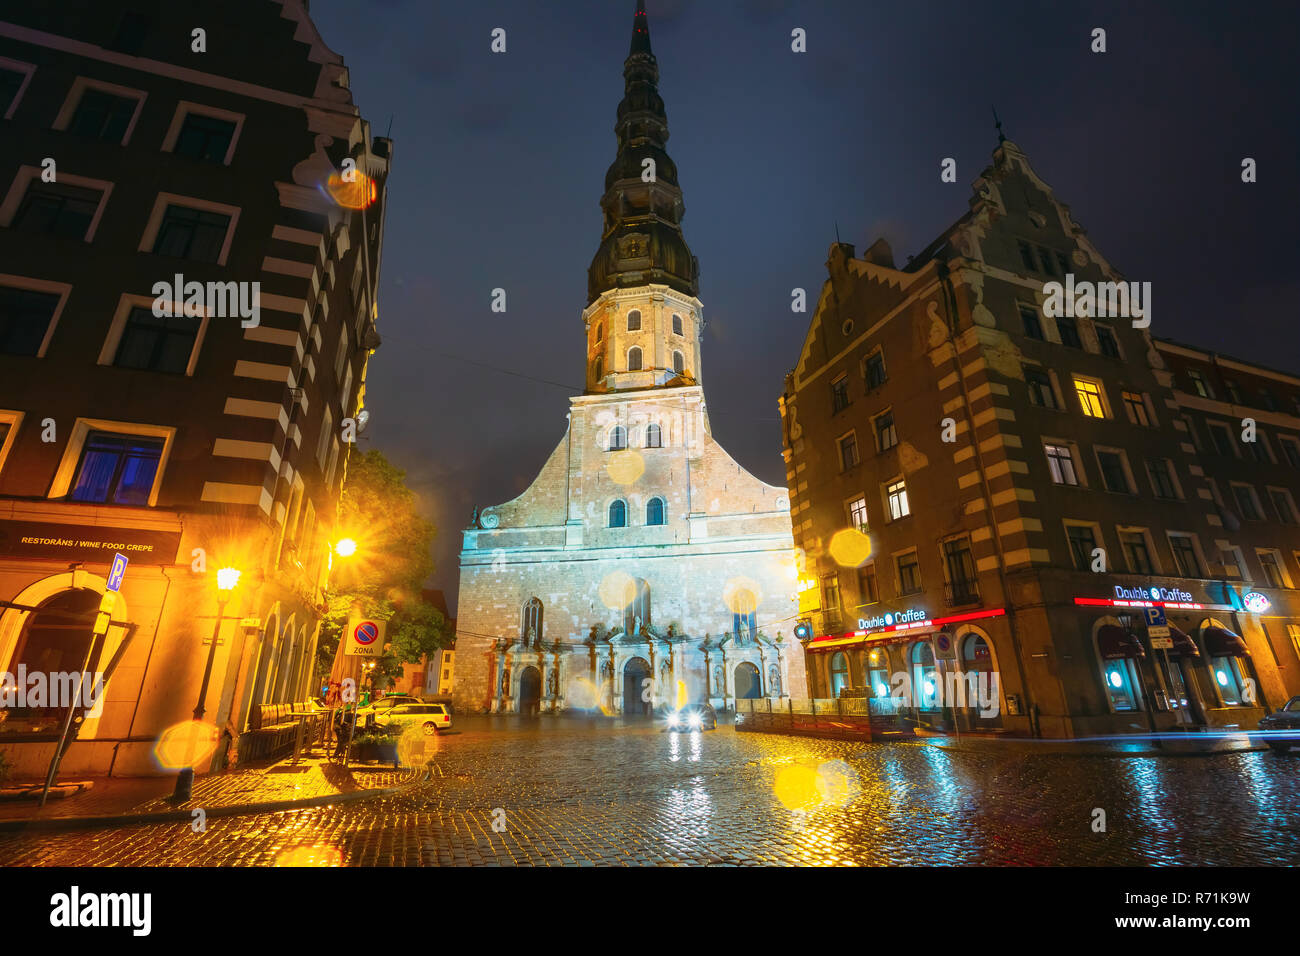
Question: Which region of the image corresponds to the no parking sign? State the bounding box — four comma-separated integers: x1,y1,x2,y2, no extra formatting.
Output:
345,616,387,657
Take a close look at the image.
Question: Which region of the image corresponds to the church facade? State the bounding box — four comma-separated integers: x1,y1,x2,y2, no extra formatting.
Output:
453,2,807,717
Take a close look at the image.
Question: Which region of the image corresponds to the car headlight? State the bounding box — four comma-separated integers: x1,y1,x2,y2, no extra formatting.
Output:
688,713,703,729
667,713,679,727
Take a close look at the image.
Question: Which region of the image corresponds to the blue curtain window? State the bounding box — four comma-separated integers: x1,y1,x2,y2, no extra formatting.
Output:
70,432,164,505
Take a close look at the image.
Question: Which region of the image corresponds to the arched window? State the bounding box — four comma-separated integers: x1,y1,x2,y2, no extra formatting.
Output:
672,351,684,375
594,357,603,380
732,587,756,641
595,322,603,342
627,309,641,331
830,651,850,697
622,577,650,635
521,597,543,645
608,499,627,528
646,496,665,525
628,347,643,372
608,425,626,451
911,641,938,710
1201,617,1250,706
867,645,891,698
5,589,98,718
645,423,662,448
1093,620,1144,712
672,313,683,336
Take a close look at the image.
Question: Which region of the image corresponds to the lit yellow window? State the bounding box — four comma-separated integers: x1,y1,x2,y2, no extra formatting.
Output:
1074,378,1106,418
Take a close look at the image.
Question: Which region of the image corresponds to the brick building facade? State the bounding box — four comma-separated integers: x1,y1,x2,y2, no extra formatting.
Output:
783,133,1298,738
454,2,806,717
0,0,390,775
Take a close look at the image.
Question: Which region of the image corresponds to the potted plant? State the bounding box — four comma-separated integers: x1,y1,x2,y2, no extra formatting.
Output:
349,727,400,764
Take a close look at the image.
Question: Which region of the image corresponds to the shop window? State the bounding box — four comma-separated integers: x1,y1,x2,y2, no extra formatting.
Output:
1210,656,1246,706
1102,658,1140,712
866,646,890,697
830,652,850,697
910,642,938,711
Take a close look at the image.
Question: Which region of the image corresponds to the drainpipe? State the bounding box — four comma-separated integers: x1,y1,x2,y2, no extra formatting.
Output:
936,261,1040,736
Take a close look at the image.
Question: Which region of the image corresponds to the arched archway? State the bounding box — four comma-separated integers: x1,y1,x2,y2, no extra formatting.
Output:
5,589,99,719
734,661,761,699
957,627,1001,727
623,656,651,715
519,665,542,717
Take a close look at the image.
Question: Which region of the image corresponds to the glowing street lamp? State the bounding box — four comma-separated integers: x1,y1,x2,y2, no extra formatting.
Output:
335,538,358,558
172,566,241,801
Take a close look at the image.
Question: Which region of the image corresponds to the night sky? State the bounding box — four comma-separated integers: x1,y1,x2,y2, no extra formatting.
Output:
308,0,1300,612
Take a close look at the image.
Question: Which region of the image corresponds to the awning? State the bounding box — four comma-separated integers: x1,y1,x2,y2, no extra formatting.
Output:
1166,625,1200,658
1098,624,1146,660
1203,626,1249,657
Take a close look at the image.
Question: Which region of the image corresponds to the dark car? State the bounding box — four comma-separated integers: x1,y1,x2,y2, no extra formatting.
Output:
664,702,717,732
1258,696,1300,753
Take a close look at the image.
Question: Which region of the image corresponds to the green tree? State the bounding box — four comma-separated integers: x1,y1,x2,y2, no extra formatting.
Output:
316,450,450,681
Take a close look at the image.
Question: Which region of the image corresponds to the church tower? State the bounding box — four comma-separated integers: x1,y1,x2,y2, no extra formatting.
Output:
454,2,806,718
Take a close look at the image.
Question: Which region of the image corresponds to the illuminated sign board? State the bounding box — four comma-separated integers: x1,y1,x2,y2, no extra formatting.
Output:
1242,591,1271,613
858,608,928,630
1112,584,1194,603
808,607,1006,650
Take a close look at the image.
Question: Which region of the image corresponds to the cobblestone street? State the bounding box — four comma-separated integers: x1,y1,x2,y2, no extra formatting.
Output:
2,718,1298,866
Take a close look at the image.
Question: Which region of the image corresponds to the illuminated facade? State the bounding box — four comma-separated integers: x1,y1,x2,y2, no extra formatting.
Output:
455,2,806,717
0,0,390,775
783,134,1299,738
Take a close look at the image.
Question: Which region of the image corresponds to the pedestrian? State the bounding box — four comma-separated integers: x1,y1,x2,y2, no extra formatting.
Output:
333,708,356,760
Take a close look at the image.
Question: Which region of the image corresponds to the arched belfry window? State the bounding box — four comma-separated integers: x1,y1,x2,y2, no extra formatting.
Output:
646,423,662,448
672,313,683,336
609,425,626,451
521,597,543,645
647,496,665,525
609,499,627,528
628,347,643,372
672,351,684,375
594,356,603,380
595,322,603,342
627,310,641,332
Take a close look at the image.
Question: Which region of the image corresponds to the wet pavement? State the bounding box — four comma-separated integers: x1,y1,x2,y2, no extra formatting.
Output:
1,716,1297,865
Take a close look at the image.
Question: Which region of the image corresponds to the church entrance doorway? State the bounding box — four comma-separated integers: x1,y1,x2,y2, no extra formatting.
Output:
623,657,651,715
734,661,761,699
519,665,541,717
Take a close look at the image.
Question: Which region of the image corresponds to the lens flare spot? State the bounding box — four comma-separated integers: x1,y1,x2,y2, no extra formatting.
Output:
829,528,873,568
773,763,822,811
567,677,598,709
723,577,762,615
275,845,345,867
153,720,220,771
598,571,637,611
606,449,645,485
323,170,377,210
815,759,859,808
396,721,439,767
675,679,688,710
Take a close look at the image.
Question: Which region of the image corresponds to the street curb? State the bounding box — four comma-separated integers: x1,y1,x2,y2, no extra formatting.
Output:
0,769,428,833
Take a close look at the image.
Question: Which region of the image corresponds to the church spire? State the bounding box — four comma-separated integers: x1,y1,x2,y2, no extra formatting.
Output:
587,1,698,305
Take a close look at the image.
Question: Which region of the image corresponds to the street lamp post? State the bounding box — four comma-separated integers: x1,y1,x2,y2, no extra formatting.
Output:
173,567,240,801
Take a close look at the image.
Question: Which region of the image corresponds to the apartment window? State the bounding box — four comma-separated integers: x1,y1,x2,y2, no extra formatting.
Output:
608,425,626,451
1221,546,1249,581
1037,246,1058,276
896,551,922,595
1186,368,1213,399
865,350,887,388
1055,250,1071,276
68,432,164,506
12,180,103,240
943,538,977,602
822,574,842,618
1223,379,1243,404
1056,316,1082,349
672,313,683,336
1182,416,1202,451
1096,325,1120,358
1120,531,1155,575
594,322,603,343
874,410,897,453
172,112,237,163
1247,433,1273,464
627,347,642,371
1146,459,1178,499
1044,443,1079,486
316,409,333,466
1017,241,1037,272
886,479,910,520
1026,366,1058,408
1073,377,1106,418
1259,389,1279,412
0,68,25,116
1278,436,1300,468
1258,550,1287,588
831,374,849,413
1019,305,1044,340
1269,488,1298,524
626,309,641,332
857,563,878,605
1231,483,1262,521
847,495,868,531
1168,534,1204,578
1122,391,1150,426
334,328,349,380
1206,422,1236,457
1066,523,1099,571
68,88,137,142
112,306,197,374
645,423,662,448
1096,450,1131,493
0,286,60,357
152,204,231,263
839,432,859,471
608,500,627,528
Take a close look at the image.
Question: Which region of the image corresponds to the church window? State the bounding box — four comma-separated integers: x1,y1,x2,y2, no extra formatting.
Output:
672,350,684,375
647,496,665,525
609,499,627,528
520,597,543,644
595,322,603,342
672,313,683,336
594,356,603,380
646,423,662,448
628,346,643,371
627,309,641,331
622,578,650,635
609,425,626,451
